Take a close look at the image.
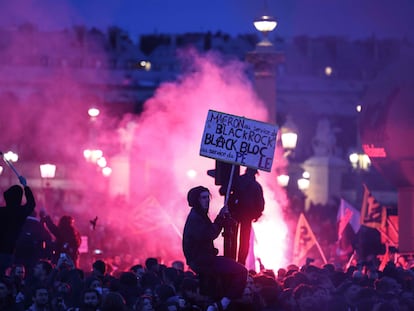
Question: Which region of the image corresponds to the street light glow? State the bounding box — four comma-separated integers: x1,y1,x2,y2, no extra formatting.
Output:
97,157,107,168
297,178,310,191
102,166,112,176
325,66,333,76
4,151,18,162
83,149,103,163
88,107,100,118
40,163,56,179
254,15,277,33
277,174,290,187
281,132,298,150
187,169,197,179
349,152,371,170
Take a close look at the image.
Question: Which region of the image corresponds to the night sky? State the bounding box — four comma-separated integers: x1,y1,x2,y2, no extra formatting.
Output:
1,0,413,40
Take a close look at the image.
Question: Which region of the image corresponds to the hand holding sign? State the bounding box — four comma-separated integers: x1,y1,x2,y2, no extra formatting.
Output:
199,110,278,172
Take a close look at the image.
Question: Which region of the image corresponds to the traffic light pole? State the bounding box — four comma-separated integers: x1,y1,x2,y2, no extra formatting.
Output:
222,164,238,260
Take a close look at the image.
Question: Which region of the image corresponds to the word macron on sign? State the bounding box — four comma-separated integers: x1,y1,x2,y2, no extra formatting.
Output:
200,110,278,172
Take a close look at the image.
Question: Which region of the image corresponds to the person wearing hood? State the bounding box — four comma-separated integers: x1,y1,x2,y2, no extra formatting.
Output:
182,186,247,311
0,176,35,276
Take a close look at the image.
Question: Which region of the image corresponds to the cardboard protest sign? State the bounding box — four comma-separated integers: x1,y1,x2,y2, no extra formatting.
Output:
200,110,278,172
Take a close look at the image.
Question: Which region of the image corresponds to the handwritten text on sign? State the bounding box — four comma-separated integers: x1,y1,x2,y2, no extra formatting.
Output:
200,110,278,172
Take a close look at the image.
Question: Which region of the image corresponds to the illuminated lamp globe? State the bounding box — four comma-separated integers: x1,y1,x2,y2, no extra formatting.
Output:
88,107,100,118
277,174,289,187
281,132,298,150
40,163,56,179
254,15,277,33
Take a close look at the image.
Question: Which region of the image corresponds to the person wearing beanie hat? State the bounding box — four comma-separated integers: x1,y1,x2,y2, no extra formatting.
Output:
183,186,248,311
0,176,35,276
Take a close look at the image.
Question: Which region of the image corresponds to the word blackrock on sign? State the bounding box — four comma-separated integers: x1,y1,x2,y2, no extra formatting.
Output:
200,110,278,172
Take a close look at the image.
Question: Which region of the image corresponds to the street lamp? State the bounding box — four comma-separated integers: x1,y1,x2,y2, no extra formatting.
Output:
88,107,100,119
83,149,103,163
281,116,298,157
40,163,56,185
297,171,311,191
246,8,283,124
281,132,298,151
277,174,290,187
4,151,18,162
40,163,56,209
349,152,371,171
102,166,112,177
2,151,18,184
254,15,277,45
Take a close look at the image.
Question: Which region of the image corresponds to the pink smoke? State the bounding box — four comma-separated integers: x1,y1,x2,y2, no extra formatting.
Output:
0,26,290,271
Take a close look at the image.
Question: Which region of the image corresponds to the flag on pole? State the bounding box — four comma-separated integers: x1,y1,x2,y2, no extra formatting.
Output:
360,184,386,229
337,198,361,239
293,213,327,266
385,215,399,246
336,199,360,263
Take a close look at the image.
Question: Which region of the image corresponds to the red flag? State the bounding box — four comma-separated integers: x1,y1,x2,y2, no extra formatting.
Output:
385,215,399,245
360,184,386,229
293,213,327,266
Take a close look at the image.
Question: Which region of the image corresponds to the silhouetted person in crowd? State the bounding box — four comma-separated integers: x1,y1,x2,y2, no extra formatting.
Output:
42,215,82,268
228,168,265,265
183,186,247,311
0,277,19,311
0,176,35,276
26,285,51,311
14,210,53,275
67,288,102,311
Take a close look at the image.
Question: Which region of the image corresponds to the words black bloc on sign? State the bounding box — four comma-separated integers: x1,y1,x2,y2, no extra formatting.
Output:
199,110,278,172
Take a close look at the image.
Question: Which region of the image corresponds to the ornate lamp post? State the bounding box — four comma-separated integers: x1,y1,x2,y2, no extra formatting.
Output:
3,151,18,185
246,12,284,124
40,163,56,183
40,163,56,209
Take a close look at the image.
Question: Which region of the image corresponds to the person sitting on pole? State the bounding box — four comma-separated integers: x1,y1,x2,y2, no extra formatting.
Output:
182,186,247,311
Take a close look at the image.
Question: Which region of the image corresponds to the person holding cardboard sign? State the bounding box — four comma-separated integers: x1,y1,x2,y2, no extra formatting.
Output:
182,186,247,311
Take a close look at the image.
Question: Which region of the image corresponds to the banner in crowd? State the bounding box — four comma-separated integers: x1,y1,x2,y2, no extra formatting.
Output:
360,184,387,229
199,110,278,172
336,199,361,263
337,198,361,239
293,213,327,266
384,215,399,246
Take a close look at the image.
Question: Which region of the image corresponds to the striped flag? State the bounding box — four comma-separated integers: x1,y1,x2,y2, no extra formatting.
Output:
360,184,386,229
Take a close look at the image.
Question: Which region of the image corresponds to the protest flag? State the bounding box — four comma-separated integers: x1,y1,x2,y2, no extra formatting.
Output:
360,184,386,229
293,213,327,266
336,199,360,263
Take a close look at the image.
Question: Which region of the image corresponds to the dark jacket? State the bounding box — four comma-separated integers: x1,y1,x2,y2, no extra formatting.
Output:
0,185,35,254
182,207,224,272
229,173,265,222
14,215,53,265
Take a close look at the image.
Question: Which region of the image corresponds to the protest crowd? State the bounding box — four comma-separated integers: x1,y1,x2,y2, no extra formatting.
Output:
2,243,414,311
1,178,413,311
